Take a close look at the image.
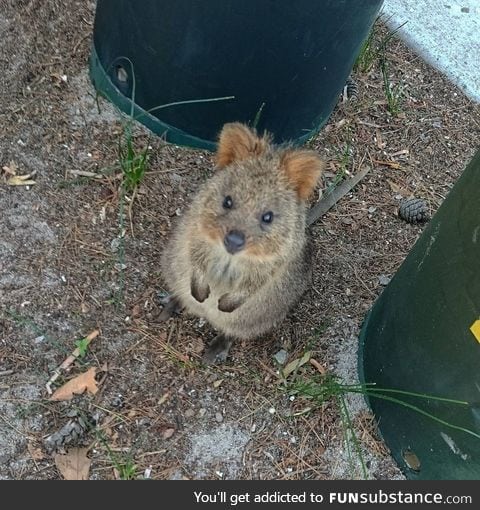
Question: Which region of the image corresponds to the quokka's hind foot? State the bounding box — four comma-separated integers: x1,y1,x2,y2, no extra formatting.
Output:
157,294,182,322
202,334,234,364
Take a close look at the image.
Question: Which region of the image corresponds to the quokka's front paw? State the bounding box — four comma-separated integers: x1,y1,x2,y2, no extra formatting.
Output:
191,273,210,302
218,293,244,313
202,334,234,364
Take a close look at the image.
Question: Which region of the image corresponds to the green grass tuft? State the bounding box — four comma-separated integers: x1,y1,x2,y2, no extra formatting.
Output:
118,128,149,194
74,337,90,358
380,55,404,116
287,370,478,478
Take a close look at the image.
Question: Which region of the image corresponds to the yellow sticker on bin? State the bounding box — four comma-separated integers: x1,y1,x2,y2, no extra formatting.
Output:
470,320,480,344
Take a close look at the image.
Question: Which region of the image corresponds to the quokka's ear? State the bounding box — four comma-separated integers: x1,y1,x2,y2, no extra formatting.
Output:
280,150,324,200
216,123,270,168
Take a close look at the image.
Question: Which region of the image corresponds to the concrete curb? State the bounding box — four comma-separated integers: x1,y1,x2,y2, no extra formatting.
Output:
382,0,480,102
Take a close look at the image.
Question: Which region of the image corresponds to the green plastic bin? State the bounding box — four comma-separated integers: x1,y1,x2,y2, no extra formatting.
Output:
359,148,480,479
90,0,383,149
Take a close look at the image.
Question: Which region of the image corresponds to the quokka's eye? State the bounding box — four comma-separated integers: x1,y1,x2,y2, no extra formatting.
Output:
223,196,233,209
261,211,274,224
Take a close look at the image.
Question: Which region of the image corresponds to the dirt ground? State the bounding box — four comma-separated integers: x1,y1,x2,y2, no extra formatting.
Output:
1,1,479,480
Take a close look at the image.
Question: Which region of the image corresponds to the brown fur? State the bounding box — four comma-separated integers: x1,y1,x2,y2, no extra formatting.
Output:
161,123,324,362
281,150,324,200
216,122,271,168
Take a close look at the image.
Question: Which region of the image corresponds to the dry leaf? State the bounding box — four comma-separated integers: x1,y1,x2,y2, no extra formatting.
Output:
54,448,91,480
282,351,311,378
162,428,175,439
50,367,98,401
7,174,36,186
213,379,224,388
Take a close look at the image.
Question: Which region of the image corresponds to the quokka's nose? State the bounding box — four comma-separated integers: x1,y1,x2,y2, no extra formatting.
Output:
224,230,245,254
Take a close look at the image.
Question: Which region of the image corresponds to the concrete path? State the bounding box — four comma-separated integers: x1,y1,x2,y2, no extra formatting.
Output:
382,0,480,102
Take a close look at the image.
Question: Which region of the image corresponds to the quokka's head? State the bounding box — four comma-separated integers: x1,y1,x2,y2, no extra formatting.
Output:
195,123,324,262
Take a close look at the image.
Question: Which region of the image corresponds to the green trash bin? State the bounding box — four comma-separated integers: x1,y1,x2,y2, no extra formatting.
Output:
90,0,383,149
359,148,480,479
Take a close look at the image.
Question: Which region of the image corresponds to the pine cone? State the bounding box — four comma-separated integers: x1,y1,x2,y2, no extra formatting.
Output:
44,410,91,452
398,198,429,224
345,77,359,101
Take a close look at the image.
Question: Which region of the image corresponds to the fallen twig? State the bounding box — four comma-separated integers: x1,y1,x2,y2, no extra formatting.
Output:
46,329,100,395
68,169,103,178
307,166,371,226
373,159,401,169
309,358,326,375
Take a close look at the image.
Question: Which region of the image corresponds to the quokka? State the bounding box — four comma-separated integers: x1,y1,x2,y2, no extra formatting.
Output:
161,123,324,362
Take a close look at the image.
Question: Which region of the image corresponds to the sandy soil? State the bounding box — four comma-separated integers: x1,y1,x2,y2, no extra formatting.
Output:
0,1,479,479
